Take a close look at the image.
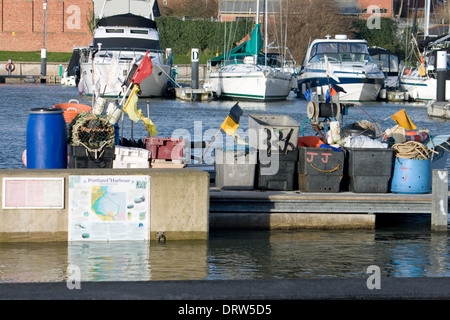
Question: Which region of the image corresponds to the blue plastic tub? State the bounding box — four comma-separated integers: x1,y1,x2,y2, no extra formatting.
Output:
26,108,67,169
390,157,431,194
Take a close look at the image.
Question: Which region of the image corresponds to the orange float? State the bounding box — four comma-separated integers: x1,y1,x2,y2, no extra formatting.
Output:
404,131,428,142
53,99,92,123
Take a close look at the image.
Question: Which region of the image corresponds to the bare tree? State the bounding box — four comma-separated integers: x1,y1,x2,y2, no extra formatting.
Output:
267,0,357,63
161,0,218,18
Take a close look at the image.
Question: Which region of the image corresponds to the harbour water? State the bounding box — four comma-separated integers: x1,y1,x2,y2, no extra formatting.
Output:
0,83,449,283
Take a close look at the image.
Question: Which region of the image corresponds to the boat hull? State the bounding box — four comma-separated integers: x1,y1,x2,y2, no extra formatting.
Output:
400,75,450,101
297,73,384,101
80,53,171,98
207,65,295,101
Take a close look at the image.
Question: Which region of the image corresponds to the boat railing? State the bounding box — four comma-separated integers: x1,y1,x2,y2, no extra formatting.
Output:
82,47,166,65
309,53,372,64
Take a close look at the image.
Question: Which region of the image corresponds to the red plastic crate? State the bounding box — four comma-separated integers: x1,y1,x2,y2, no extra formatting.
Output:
144,137,185,160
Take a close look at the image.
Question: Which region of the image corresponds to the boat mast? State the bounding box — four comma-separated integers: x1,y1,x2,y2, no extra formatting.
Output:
265,0,268,66
424,0,430,38
255,0,260,65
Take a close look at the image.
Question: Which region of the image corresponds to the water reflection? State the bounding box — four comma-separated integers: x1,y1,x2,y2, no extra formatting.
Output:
0,242,68,283
0,228,448,283
0,85,449,282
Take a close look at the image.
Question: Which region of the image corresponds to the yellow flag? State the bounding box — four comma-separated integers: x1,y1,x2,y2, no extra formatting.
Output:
123,85,141,122
390,109,417,130
220,115,239,135
138,110,158,137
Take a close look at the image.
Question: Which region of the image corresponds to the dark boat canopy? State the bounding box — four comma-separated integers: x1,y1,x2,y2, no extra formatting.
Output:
96,13,157,30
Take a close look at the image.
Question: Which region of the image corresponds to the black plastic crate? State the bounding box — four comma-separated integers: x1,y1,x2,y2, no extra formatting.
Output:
68,145,114,169
298,174,342,193
297,146,344,175
257,150,298,190
344,147,394,193
297,146,344,192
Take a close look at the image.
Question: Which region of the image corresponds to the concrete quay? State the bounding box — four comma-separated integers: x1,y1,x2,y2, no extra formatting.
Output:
0,168,210,242
0,168,448,242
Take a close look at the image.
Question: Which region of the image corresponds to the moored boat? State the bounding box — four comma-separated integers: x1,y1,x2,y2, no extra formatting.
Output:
297,35,385,102
79,0,172,98
399,47,450,101
204,0,297,101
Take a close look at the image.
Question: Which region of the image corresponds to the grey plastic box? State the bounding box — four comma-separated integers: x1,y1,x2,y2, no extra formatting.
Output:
248,114,299,153
214,148,257,190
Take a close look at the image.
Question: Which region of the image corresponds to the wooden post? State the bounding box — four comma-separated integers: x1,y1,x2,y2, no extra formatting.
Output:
431,170,448,232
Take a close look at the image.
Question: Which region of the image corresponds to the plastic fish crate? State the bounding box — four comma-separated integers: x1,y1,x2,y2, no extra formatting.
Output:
297,146,344,192
144,137,185,160
113,160,149,169
256,150,298,191
114,145,151,159
344,147,394,193
248,114,299,153
298,174,342,193
68,145,114,169
214,147,257,190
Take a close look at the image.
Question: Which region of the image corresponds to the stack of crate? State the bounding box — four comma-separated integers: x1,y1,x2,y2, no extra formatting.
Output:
144,137,186,168
112,145,151,168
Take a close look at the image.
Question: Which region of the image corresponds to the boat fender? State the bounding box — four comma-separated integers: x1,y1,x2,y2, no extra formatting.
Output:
419,64,426,77
5,62,15,72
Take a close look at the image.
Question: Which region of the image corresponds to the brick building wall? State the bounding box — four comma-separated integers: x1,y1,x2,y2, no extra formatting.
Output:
0,0,93,53
357,0,393,18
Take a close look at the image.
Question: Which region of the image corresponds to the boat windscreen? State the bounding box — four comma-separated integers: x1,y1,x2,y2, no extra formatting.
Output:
309,42,371,62
94,38,161,51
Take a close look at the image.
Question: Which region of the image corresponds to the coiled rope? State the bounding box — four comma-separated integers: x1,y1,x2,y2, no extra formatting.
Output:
392,141,437,160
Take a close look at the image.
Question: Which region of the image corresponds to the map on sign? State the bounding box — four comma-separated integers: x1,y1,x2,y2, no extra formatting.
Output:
68,175,150,241
91,186,127,221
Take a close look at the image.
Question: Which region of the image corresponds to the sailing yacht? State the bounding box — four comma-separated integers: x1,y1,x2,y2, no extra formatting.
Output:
297,35,385,101
79,0,172,98
399,46,450,101
398,0,450,101
204,1,297,101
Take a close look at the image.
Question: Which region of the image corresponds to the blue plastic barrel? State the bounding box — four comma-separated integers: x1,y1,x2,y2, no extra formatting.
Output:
390,157,431,194
26,108,67,169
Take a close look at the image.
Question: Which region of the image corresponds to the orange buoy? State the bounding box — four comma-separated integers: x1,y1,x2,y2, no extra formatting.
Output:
404,131,428,142
53,99,92,123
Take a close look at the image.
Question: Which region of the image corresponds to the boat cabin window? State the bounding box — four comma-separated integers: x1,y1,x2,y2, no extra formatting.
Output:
131,30,149,34
309,42,371,63
371,54,399,73
106,29,124,33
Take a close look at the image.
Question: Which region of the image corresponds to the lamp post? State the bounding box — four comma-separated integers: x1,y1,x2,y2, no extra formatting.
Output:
41,0,47,83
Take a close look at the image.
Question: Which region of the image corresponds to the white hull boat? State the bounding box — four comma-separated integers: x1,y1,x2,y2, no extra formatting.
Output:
400,69,450,101
79,0,171,98
207,62,296,101
297,35,385,102
205,0,296,101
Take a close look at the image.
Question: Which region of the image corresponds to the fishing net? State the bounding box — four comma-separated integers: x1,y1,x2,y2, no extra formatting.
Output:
70,111,115,150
